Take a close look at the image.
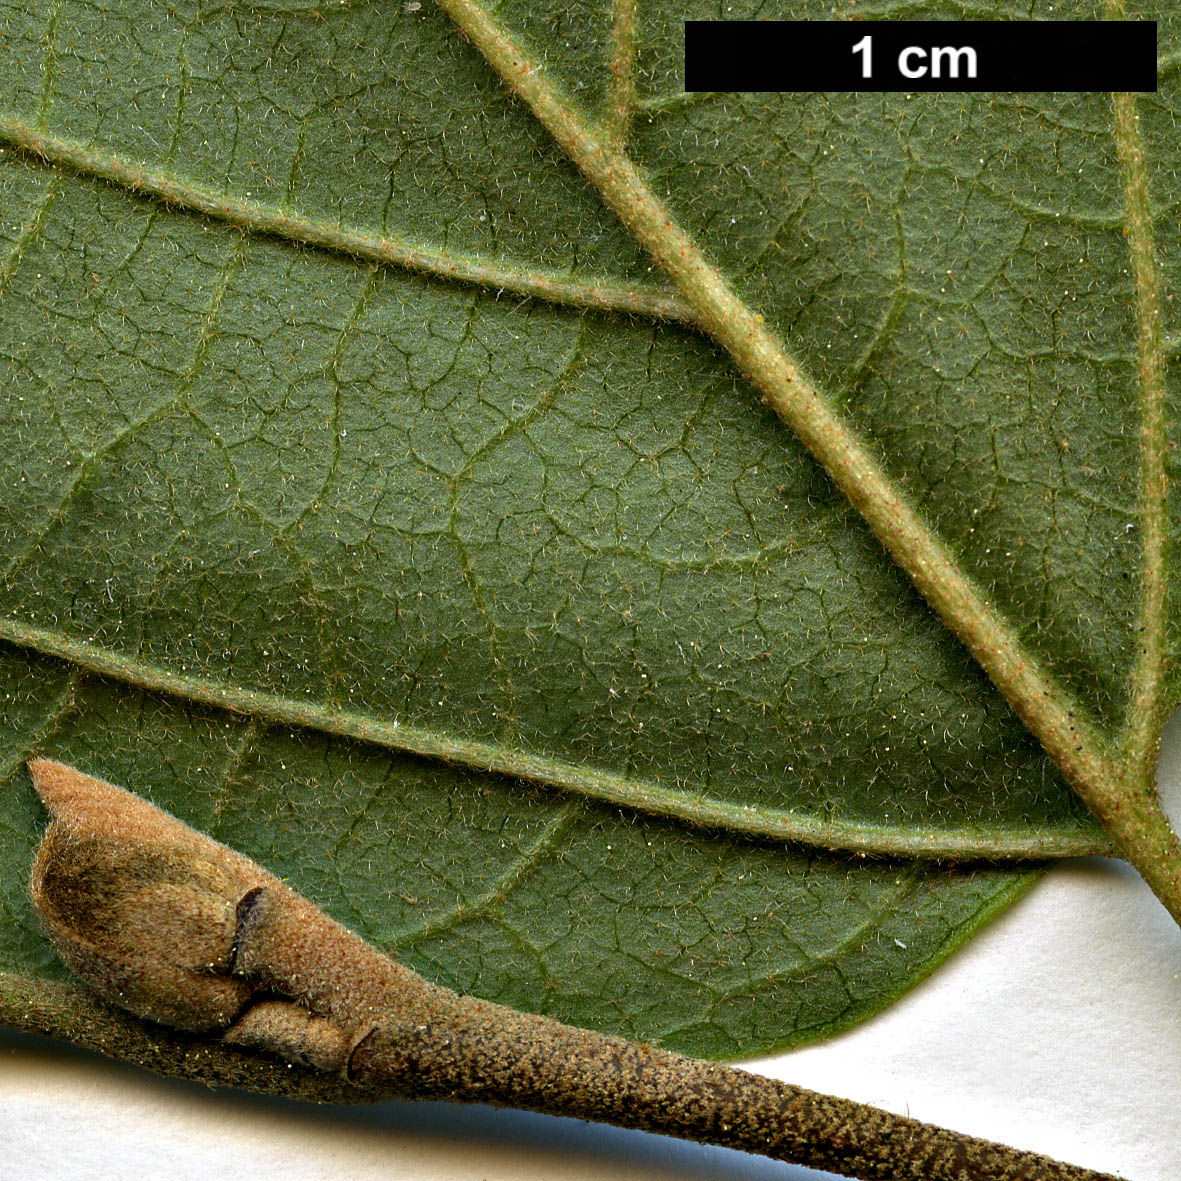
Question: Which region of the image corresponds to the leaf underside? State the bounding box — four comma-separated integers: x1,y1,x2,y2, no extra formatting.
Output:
0,0,1175,1067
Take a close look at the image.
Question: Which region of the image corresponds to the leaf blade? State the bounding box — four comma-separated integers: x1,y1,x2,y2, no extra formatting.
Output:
3,0,1171,1068
0,146,1105,853
0,646,1042,1059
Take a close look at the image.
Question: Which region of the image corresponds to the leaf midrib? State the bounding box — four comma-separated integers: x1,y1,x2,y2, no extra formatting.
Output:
0,10,1163,864
440,0,1181,930
456,2,1111,755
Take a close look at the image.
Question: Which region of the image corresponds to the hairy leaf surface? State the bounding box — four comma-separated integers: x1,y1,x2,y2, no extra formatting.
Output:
0,0,1174,1066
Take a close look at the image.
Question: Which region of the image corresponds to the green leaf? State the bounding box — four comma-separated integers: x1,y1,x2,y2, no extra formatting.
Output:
0,0,1172,1074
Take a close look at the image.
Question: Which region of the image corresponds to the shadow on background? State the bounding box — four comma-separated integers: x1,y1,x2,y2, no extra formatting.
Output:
0,1026,843,1180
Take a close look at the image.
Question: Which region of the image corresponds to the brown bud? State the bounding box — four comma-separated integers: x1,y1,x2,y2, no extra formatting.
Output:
28,758,431,1069
28,758,262,1031
223,999,350,1072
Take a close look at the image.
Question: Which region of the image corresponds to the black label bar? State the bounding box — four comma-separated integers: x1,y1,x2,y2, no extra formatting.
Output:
684,21,1157,93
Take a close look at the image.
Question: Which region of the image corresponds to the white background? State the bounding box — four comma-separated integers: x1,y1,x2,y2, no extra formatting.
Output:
2,713,1178,1181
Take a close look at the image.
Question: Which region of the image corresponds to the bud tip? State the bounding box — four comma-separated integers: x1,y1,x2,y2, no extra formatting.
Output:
27,757,195,846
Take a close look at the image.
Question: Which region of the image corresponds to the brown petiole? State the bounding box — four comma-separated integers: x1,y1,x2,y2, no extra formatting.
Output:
27,757,1120,1181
